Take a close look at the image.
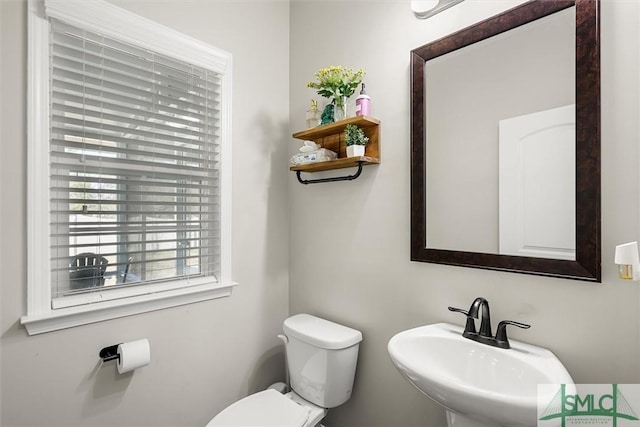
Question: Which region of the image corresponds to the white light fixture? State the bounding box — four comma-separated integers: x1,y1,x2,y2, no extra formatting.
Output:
411,0,465,19
614,241,640,281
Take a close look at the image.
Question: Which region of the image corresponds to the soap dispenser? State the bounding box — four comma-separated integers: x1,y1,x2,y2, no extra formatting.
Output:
305,99,321,128
355,83,371,116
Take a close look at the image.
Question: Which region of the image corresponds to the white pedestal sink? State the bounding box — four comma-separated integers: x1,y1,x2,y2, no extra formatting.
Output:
388,323,574,427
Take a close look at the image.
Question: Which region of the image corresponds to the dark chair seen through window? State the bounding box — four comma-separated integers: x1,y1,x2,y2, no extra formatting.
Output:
69,253,109,290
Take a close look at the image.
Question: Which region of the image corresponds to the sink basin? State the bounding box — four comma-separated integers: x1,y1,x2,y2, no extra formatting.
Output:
387,323,574,427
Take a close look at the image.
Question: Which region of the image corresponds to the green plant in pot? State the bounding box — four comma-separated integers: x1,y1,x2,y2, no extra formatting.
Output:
344,124,369,158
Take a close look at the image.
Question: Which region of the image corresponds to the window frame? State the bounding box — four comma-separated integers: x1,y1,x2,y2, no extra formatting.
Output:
22,0,235,335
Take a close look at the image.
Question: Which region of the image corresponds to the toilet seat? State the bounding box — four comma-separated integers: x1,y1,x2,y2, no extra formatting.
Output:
207,389,310,427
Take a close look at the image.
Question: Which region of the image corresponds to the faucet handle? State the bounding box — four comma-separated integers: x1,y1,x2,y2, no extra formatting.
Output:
495,320,531,349
448,306,476,334
447,306,469,315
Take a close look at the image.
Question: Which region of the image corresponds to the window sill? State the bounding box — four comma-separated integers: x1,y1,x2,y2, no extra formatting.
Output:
20,281,237,335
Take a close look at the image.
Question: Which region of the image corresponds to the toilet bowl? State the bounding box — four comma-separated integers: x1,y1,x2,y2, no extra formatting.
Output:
207,314,363,427
206,389,326,427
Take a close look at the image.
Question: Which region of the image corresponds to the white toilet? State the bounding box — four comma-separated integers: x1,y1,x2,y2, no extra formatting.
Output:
207,313,363,427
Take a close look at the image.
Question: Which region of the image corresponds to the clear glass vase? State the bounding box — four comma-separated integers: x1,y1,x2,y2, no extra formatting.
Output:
333,95,348,122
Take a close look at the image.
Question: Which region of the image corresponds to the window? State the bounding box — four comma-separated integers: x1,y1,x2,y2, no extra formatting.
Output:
22,0,235,335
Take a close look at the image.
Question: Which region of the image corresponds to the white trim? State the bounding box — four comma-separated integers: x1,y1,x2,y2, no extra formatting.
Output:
219,66,233,285
24,0,234,334
27,0,52,316
44,0,231,74
51,276,221,309
21,282,238,335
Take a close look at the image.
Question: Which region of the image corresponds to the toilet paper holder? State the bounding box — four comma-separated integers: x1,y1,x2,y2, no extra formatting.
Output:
98,339,151,374
99,344,121,363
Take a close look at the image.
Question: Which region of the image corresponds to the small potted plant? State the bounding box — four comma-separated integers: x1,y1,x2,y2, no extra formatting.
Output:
344,124,369,157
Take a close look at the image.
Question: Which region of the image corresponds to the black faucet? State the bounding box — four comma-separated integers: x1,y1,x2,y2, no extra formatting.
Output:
448,297,530,349
468,297,492,338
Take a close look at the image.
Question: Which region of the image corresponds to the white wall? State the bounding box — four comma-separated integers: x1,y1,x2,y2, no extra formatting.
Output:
0,1,290,426
289,1,640,426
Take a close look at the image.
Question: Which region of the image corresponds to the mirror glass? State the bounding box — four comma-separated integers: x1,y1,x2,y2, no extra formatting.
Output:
426,7,575,258
410,0,601,281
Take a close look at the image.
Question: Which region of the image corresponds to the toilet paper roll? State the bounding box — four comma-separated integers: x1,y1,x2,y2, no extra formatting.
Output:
117,339,150,374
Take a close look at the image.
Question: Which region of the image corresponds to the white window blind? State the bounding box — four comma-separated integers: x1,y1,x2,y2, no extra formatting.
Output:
49,19,222,299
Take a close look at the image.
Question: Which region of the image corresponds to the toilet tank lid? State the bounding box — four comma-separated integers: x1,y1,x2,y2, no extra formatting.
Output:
283,314,363,350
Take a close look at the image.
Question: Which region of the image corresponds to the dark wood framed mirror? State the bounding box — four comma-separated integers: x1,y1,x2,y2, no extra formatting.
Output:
410,0,600,281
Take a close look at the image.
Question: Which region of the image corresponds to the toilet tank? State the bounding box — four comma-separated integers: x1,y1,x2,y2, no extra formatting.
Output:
283,314,363,409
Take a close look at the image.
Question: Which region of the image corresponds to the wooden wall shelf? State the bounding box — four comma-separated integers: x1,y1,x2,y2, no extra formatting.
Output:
290,116,380,183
